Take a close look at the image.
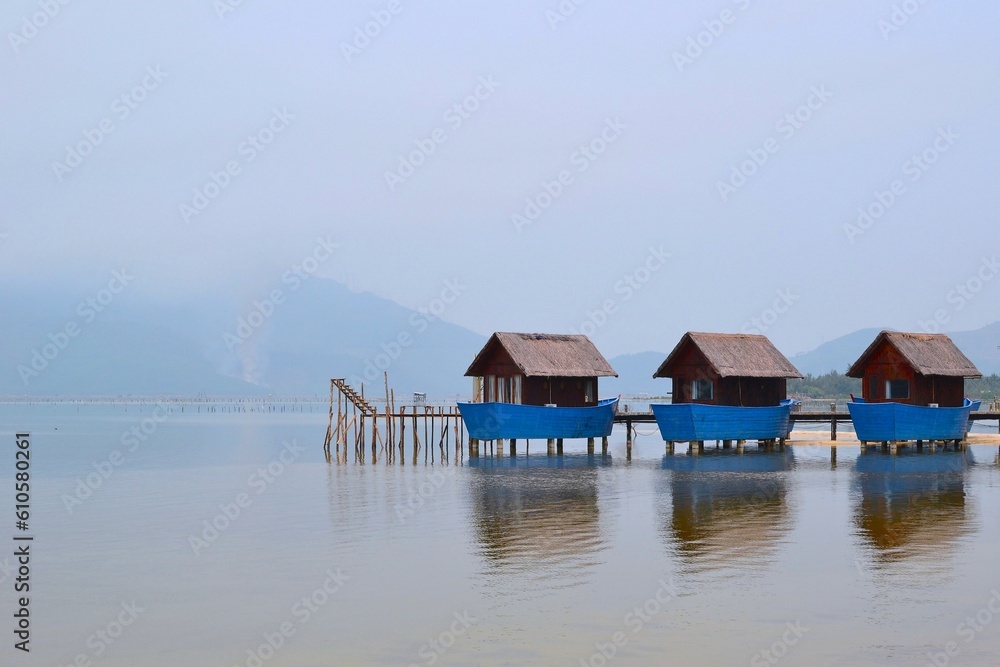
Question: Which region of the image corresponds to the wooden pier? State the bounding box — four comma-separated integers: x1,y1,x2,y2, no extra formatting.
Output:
323,378,465,464
614,409,1000,453
324,377,1000,462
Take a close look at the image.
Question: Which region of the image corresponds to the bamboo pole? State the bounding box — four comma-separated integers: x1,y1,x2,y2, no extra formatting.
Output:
412,406,418,465
399,402,406,464
324,379,335,451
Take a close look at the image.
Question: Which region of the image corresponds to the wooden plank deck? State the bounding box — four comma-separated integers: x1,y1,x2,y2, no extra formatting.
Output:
614,411,1000,423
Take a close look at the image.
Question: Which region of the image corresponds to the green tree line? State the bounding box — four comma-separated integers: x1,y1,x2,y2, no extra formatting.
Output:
788,372,1000,401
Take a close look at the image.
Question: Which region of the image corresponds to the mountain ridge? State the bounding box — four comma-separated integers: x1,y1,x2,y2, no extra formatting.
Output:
4,281,997,396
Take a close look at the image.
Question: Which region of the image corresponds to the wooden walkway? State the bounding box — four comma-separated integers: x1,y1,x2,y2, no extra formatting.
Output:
614,410,1000,442
324,377,1000,461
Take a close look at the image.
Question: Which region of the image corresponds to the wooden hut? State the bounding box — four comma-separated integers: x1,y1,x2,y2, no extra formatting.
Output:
464,332,617,407
652,332,802,406
846,331,981,407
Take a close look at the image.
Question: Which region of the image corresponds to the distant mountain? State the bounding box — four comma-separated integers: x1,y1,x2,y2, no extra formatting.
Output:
5,279,998,397
603,351,671,398
951,323,1000,375
247,278,485,398
2,286,260,396
789,328,884,376
2,279,485,397
790,324,1000,376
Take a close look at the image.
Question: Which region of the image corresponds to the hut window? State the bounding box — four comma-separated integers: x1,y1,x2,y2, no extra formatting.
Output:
585,381,594,403
692,379,713,400
499,376,513,403
886,379,909,400
513,375,522,404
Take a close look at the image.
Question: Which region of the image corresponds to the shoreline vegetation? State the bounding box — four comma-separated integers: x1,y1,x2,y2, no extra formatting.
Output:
2,373,998,405
789,371,1000,402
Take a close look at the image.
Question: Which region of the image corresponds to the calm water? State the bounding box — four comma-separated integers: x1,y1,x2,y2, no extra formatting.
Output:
2,403,1000,666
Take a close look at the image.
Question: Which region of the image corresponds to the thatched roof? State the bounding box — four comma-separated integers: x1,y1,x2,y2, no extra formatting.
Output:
653,332,802,379
465,332,617,377
847,331,981,378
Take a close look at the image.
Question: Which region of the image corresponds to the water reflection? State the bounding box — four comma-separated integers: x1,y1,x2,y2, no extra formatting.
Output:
852,449,976,564
659,449,795,572
468,454,611,580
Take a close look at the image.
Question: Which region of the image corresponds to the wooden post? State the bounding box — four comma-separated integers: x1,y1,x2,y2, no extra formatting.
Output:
509,439,516,457
411,406,418,455
399,408,406,465
626,419,633,448
722,440,732,449
497,438,503,457
470,438,479,457
689,441,700,456
587,437,595,454
831,416,837,441
557,438,564,455
324,379,335,451
412,407,419,465
360,385,367,451
602,436,608,455
547,438,555,456
831,446,837,466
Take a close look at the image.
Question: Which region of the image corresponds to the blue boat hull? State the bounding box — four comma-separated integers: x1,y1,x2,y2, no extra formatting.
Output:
457,397,619,440
847,398,980,442
650,400,795,442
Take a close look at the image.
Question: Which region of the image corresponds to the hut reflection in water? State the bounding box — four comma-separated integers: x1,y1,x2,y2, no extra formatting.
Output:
852,448,975,563
659,449,794,571
469,455,610,574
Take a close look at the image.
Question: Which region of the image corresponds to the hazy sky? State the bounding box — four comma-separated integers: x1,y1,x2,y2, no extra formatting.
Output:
3,0,998,357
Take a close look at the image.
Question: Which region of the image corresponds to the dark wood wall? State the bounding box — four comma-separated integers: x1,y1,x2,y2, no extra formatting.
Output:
857,340,965,406
671,375,786,406
474,345,520,377
665,342,788,407
664,342,718,405
473,344,598,406
522,376,597,407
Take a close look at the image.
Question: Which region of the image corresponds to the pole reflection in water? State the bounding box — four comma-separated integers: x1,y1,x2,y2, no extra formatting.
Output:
658,448,795,575
852,448,976,568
